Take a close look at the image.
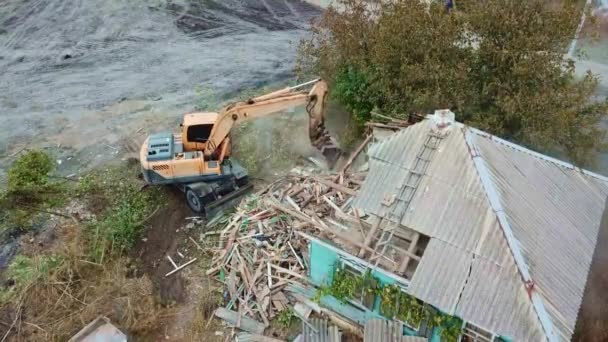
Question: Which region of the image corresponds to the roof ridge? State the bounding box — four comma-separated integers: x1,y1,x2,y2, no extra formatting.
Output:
463,128,557,342
419,114,608,183
468,127,608,183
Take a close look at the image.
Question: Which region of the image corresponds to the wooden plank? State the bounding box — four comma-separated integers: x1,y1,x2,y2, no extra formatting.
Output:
370,111,408,124
165,258,197,277
270,200,387,258
339,134,372,176
214,308,265,334
269,264,307,281
397,231,420,274
313,177,357,196
236,333,286,342
358,218,381,258
287,241,305,270
285,196,301,212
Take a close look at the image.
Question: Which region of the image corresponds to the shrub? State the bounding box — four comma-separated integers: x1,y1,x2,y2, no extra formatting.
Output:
298,0,608,165
6,150,57,199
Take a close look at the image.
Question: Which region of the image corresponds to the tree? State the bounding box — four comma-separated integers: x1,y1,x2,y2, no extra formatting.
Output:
297,0,608,165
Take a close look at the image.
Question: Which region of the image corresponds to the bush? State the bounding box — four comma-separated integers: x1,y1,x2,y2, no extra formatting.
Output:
7,151,53,194
332,67,374,129
1,150,65,230
298,0,608,165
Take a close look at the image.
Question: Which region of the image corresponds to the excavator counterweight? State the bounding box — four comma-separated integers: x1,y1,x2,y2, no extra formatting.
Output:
139,79,342,216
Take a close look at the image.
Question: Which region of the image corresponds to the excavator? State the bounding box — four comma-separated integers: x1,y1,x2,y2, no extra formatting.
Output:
139,79,341,216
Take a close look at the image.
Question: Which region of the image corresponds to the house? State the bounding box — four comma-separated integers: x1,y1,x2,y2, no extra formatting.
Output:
289,110,608,341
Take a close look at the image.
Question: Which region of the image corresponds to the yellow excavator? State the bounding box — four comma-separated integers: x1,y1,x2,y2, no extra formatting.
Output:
139,79,341,216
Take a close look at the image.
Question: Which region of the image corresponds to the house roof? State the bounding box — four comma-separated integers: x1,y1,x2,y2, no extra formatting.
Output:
352,112,608,341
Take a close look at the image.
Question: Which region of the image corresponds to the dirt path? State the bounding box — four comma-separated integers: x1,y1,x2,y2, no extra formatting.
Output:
131,188,192,305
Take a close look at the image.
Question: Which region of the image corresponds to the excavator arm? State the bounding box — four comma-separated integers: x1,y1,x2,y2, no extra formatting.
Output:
204,79,341,167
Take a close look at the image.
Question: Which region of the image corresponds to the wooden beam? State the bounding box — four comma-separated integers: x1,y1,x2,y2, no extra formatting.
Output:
313,177,357,196
397,232,420,274
358,219,381,258
269,200,385,257
214,308,265,335
339,134,373,176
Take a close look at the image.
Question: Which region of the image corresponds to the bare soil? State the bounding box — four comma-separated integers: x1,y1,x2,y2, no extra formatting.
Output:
0,0,323,181
131,188,192,305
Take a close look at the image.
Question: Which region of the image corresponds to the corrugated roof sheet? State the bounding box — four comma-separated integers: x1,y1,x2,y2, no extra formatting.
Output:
301,317,341,342
352,116,608,341
472,131,608,340
407,239,471,313
455,256,545,341
363,319,426,342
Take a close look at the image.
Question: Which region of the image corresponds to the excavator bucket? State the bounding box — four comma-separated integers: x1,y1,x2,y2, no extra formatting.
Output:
307,81,343,169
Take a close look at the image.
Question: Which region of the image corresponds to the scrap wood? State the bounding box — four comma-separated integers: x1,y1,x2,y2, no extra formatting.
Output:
236,333,285,342
287,241,304,269
165,257,197,277
207,172,365,327
339,134,372,176
293,302,312,319
371,111,409,124
313,177,357,196
189,236,204,251
269,264,307,281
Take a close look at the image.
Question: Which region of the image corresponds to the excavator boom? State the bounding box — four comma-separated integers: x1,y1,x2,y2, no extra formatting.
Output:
203,79,341,167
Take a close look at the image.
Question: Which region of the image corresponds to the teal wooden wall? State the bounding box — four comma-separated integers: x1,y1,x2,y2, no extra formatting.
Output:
306,238,513,342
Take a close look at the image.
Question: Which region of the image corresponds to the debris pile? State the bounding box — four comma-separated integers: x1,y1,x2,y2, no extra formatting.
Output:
207,171,367,335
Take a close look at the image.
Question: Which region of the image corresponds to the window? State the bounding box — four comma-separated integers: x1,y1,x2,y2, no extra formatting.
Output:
380,284,427,330
187,124,213,143
461,323,493,342
335,262,376,310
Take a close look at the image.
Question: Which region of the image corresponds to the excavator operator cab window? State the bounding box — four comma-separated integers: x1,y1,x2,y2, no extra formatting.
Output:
187,124,213,143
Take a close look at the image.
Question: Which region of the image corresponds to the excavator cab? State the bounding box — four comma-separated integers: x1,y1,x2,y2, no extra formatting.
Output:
181,112,219,152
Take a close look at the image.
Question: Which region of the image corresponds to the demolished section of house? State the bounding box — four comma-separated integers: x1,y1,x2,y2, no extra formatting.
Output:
207,110,608,342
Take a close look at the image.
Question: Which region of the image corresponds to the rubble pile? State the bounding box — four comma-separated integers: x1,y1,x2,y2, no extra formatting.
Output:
207,171,367,335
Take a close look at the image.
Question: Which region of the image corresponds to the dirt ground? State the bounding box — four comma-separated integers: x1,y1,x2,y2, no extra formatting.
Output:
130,189,226,341
0,0,323,181
131,188,192,306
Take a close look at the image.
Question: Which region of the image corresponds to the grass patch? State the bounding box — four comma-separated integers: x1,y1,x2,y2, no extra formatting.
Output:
0,150,68,232
76,161,163,263
276,308,298,328
0,159,169,341
0,231,164,341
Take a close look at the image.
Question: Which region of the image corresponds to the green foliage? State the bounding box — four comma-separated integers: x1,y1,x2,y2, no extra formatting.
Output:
430,311,464,342
276,308,298,328
1,150,66,231
79,164,162,263
332,67,374,128
1,254,64,300
7,254,63,286
380,284,427,328
315,266,463,338
7,150,53,195
315,266,377,304
297,0,608,165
